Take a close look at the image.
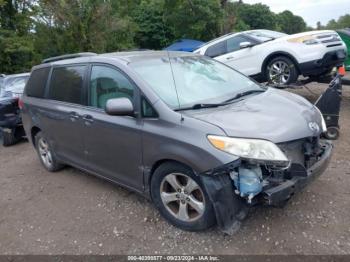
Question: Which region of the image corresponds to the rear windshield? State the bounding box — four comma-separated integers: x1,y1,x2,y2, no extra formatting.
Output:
0,75,29,98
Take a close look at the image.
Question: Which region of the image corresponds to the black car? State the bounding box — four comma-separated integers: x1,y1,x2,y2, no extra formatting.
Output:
0,73,30,146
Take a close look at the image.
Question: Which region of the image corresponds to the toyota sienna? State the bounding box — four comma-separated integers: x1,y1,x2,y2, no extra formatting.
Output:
21,51,332,234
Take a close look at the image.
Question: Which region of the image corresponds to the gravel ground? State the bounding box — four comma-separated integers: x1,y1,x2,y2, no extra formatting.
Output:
0,76,350,255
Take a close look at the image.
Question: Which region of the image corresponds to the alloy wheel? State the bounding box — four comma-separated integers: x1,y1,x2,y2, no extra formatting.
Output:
269,60,291,84
38,137,53,169
160,173,205,222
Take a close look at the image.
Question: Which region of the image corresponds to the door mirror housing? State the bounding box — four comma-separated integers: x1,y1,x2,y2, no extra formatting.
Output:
105,97,134,116
240,41,254,49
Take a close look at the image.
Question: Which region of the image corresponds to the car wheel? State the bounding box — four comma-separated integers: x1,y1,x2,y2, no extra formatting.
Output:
35,132,64,172
2,128,16,147
151,162,215,231
266,56,298,85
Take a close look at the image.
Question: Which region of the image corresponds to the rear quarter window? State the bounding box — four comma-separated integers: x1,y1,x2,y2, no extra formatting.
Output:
48,65,86,104
25,67,51,98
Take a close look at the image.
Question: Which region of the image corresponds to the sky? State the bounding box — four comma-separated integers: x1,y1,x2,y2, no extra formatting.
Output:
240,0,350,27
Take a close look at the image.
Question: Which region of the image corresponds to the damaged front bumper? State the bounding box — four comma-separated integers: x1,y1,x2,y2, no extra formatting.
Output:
200,139,333,234
262,140,333,206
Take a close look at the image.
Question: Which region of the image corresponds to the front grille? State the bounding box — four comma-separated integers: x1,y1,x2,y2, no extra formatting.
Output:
326,43,343,48
317,34,333,39
315,33,342,48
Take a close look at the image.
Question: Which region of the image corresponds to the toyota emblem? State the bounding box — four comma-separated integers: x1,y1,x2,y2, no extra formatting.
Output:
309,122,320,133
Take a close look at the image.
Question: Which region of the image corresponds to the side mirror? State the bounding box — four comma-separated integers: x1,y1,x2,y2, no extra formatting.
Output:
240,41,254,49
105,97,134,116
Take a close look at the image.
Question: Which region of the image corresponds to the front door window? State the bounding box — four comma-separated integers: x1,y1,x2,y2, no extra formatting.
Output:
89,65,134,109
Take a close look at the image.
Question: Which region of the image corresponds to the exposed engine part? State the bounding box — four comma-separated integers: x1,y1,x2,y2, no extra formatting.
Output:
230,166,267,203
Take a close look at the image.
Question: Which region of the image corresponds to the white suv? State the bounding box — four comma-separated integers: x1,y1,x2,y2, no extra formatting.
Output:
194,29,347,84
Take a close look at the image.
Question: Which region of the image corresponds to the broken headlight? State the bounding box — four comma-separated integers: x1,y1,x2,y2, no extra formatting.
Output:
208,135,289,165
315,106,327,133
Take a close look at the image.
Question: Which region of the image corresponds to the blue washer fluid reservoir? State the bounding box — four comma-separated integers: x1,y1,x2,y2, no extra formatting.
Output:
231,166,263,203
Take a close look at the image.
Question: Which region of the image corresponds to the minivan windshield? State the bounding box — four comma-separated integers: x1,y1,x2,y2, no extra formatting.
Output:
130,56,263,110
245,30,287,42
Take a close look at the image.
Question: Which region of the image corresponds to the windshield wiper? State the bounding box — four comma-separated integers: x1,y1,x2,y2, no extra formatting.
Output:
175,103,223,111
176,90,265,111
224,89,265,103
176,89,265,111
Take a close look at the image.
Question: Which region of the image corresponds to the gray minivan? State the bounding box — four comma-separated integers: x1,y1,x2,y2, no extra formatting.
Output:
21,51,332,234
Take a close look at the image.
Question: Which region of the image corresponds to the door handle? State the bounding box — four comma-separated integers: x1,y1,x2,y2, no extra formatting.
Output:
226,56,234,60
69,112,80,121
82,114,94,124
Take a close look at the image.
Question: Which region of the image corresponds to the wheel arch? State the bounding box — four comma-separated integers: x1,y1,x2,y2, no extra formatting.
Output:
261,51,300,77
147,159,195,192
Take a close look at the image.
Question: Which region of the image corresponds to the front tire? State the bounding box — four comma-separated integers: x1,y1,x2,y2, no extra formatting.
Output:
266,56,298,85
35,132,64,172
151,162,215,231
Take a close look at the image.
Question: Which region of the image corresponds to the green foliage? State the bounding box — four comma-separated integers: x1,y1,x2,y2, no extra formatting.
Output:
237,3,277,30
164,0,223,41
132,0,174,49
34,0,136,56
132,0,223,49
277,11,306,34
325,14,350,29
0,0,36,73
0,29,37,73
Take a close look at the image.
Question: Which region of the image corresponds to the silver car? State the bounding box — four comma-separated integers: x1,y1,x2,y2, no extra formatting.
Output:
21,51,332,234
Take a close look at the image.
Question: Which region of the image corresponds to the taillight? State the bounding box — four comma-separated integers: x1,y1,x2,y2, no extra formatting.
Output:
338,65,346,76
18,97,24,110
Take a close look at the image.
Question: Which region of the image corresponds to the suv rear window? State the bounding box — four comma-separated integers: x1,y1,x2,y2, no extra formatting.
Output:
48,65,86,104
26,67,50,98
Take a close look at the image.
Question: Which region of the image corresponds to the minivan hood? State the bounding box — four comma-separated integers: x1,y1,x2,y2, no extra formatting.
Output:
183,88,323,143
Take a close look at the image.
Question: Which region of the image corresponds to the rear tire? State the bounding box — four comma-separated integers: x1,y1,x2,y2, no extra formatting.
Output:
265,56,298,85
151,162,215,231
2,128,17,147
34,131,64,172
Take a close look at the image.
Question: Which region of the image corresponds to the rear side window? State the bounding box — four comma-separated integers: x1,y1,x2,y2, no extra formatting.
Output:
48,65,86,104
26,67,50,98
205,41,227,57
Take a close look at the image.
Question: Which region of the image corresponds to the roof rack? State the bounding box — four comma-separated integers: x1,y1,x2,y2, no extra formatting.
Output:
42,52,97,64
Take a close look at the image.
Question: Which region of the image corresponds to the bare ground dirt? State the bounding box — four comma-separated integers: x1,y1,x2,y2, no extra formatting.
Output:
0,77,349,255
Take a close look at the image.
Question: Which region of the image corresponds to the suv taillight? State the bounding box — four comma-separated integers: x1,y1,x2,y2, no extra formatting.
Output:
18,97,24,110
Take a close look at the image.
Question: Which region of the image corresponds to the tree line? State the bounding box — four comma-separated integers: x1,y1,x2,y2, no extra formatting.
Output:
317,14,350,31
0,0,347,74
